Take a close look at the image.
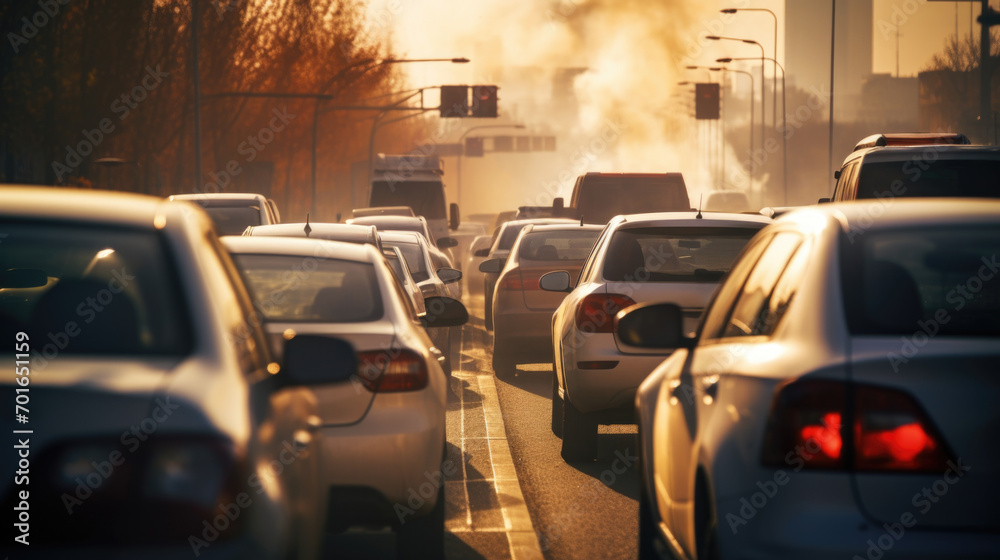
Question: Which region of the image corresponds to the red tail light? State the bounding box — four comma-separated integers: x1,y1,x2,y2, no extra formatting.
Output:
498,268,541,291
762,380,951,472
355,349,428,393
575,293,636,333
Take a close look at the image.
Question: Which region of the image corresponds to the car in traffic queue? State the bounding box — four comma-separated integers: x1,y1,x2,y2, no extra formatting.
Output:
379,231,464,376
619,200,1000,560
347,214,460,295
169,192,279,235
221,236,468,560
464,235,493,297
477,217,578,331
0,186,355,560
383,245,426,315
480,223,603,376
542,211,771,462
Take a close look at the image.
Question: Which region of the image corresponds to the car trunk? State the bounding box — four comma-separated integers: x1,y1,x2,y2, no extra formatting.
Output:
848,338,1000,530
266,321,398,426
608,281,715,354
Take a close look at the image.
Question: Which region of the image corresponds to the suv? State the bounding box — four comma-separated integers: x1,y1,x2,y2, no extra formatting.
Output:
821,133,1000,202
569,172,691,224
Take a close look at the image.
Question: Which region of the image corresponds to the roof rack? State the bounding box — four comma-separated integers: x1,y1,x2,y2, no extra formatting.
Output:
853,133,971,152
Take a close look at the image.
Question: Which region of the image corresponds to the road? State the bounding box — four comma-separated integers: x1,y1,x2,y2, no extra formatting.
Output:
323,294,639,559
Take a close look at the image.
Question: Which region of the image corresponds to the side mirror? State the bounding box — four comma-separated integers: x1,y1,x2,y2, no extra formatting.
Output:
0,268,48,289
473,248,491,257
449,202,460,230
437,267,462,284
539,270,572,292
478,258,504,274
817,197,831,204
421,296,469,328
436,237,459,249
615,302,691,349
282,335,357,385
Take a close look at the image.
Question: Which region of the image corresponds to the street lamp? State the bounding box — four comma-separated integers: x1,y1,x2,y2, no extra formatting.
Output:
706,35,766,183
719,56,787,205
687,66,725,184
712,65,755,195
721,8,778,134
456,124,526,207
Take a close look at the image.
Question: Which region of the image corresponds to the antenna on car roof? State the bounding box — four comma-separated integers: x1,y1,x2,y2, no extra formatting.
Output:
304,213,312,237
696,195,703,220
579,215,584,226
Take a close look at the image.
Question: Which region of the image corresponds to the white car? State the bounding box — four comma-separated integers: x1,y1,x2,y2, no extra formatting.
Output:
542,212,770,461
621,200,1000,560
169,192,278,235
0,186,354,559
221,236,468,559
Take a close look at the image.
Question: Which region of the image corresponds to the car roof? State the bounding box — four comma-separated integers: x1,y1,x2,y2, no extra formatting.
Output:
782,199,1000,233
841,144,1000,166
348,215,428,228
2,185,187,228
245,222,376,243
220,235,376,262
607,211,772,228
522,223,605,233
169,192,268,206
499,217,578,229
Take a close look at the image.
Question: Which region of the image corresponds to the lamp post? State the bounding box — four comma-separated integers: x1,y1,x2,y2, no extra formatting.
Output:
456,124,525,208
706,35,766,189
687,66,725,185
721,8,778,135
712,65,754,194
718,56,787,205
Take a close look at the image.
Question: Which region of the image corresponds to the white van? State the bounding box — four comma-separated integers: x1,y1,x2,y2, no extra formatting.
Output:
369,154,459,247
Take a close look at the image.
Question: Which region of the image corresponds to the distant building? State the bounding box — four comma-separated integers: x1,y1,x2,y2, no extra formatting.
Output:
859,73,919,128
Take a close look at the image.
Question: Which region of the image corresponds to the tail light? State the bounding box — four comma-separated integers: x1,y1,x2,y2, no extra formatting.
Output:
356,349,428,392
575,293,636,333
498,268,541,291
762,380,951,472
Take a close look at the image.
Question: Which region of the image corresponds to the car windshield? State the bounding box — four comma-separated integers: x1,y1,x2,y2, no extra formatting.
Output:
0,223,192,356
370,181,446,219
381,241,430,283
602,226,761,282
845,226,1000,336
204,206,262,235
232,254,383,323
857,160,1000,199
517,230,601,261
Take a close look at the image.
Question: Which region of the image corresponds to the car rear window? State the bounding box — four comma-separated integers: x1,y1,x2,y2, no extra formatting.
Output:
844,226,1000,336
602,226,761,283
575,177,691,224
382,241,430,283
857,159,1000,200
0,223,193,356
517,230,600,261
205,206,263,235
232,255,383,323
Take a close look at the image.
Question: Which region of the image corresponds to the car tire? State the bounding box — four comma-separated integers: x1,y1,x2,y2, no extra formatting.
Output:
696,487,720,560
484,284,494,331
551,374,564,438
560,399,597,462
397,483,445,560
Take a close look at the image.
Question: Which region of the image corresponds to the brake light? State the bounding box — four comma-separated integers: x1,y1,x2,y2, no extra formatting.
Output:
356,349,428,392
762,380,951,472
575,293,636,333
498,268,541,291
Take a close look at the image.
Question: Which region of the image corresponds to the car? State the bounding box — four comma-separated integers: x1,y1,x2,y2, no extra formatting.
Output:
568,172,692,225
169,192,278,235
221,235,466,559
481,223,603,376
347,214,458,281
383,245,426,315
243,222,383,251
369,154,460,248
379,231,464,376
0,186,355,559
449,221,488,271
477,217,578,331
464,235,494,297
620,199,1000,560
704,190,751,213
542,211,771,461
352,205,416,218
821,132,1000,203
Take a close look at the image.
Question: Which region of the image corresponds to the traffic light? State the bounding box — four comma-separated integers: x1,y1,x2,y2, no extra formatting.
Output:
470,85,498,118
440,85,469,118
465,137,484,157
695,83,720,120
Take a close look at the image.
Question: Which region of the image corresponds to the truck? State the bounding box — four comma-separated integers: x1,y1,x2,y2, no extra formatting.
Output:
369,154,460,247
